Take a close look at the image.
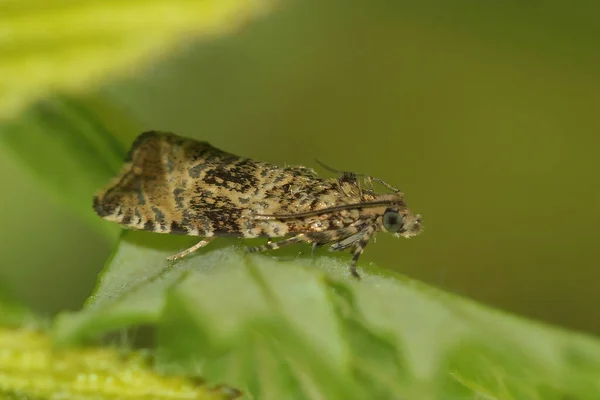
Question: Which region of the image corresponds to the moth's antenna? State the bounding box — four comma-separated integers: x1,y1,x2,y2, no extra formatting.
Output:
314,159,400,193
314,159,347,175
370,177,401,193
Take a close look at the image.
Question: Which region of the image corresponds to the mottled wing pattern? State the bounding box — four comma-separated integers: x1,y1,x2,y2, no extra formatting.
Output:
93,131,424,278
93,131,366,238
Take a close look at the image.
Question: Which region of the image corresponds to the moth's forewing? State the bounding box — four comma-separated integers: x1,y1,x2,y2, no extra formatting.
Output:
93,132,365,238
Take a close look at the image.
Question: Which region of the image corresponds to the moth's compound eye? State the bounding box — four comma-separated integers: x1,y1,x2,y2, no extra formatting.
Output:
383,209,404,232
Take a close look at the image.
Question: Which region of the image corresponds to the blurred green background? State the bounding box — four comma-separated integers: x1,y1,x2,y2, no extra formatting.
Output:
1,0,599,335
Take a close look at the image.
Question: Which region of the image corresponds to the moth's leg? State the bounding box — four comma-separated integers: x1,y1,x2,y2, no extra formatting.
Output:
329,231,363,252
308,224,365,250
167,238,214,261
311,242,324,257
246,234,309,253
348,226,376,279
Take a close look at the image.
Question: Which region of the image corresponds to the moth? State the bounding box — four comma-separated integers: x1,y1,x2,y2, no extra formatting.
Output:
93,131,423,278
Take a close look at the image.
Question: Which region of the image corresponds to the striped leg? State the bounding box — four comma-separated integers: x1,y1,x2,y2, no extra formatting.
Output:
167,238,214,261
246,234,308,253
348,226,376,279
308,225,363,250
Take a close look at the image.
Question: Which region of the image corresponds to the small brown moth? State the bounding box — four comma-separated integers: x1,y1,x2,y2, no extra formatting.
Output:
93,131,423,278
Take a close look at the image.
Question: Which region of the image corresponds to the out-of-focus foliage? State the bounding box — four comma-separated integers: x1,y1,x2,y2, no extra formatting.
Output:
1,97,126,240
0,0,273,120
0,327,241,400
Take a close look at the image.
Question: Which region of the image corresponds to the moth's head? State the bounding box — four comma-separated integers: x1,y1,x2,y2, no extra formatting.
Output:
381,207,423,238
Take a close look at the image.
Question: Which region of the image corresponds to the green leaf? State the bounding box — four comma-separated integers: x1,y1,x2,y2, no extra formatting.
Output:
0,96,127,240
54,231,600,399
0,258,238,400
0,0,275,120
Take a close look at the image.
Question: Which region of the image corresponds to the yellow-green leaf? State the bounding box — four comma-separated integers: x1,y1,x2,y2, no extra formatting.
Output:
0,327,241,400
0,0,275,120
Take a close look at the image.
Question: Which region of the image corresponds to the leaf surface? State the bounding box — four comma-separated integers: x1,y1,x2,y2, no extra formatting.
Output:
55,232,600,399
